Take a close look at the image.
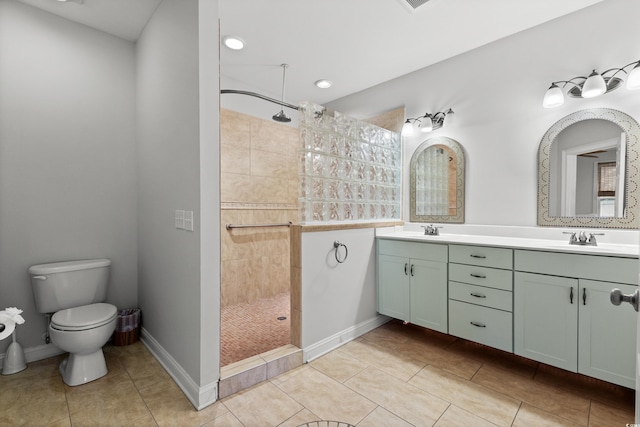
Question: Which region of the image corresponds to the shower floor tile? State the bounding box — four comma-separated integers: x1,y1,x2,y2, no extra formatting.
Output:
221,292,291,367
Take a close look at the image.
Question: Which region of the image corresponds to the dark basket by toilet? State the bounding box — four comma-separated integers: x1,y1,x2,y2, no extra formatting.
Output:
113,308,141,346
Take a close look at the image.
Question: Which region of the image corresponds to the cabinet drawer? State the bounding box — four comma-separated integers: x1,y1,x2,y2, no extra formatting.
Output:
449,300,513,353
449,263,513,291
449,245,513,269
514,250,637,285
449,281,513,311
377,239,448,263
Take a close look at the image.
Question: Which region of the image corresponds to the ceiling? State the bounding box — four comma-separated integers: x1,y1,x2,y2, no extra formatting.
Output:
19,0,604,107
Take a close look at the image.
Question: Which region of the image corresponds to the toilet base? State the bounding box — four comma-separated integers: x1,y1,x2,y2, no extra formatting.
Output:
59,350,108,386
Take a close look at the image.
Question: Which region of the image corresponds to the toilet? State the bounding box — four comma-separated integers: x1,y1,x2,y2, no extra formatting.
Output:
29,259,117,386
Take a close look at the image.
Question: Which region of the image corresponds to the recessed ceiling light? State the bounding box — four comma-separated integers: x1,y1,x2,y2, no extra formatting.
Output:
222,36,245,50
315,79,332,89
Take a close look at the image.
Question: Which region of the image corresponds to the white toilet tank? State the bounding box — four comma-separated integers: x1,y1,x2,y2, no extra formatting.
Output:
29,259,112,313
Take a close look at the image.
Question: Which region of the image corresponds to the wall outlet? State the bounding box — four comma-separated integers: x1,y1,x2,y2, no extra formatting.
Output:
184,210,194,231
175,210,185,229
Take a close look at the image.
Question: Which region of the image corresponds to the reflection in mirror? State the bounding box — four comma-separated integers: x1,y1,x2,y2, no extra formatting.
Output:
538,108,640,229
549,119,626,218
410,137,465,223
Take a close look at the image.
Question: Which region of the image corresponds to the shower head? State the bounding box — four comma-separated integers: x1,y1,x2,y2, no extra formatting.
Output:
272,110,291,123
273,64,291,123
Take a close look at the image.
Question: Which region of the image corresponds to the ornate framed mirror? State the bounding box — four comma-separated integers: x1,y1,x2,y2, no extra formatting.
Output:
410,136,465,223
537,108,640,228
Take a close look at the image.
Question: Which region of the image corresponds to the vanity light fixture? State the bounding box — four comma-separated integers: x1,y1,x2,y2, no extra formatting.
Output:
222,36,245,50
401,109,454,137
543,59,640,108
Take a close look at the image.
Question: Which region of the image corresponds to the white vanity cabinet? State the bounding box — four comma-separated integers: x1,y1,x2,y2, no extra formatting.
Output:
377,239,448,333
448,245,514,352
514,250,637,388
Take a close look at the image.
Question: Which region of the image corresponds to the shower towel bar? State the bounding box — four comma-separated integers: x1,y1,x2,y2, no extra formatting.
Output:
226,221,292,230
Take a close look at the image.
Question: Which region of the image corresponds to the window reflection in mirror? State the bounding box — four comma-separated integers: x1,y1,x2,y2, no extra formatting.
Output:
537,108,640,229
410,136,465,223
549,119,626,218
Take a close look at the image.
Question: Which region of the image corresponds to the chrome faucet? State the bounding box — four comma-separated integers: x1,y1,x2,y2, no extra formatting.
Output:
563,231,604,246
421,224,442,236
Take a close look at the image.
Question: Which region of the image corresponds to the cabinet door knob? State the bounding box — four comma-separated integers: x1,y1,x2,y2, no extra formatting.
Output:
610,288,639,312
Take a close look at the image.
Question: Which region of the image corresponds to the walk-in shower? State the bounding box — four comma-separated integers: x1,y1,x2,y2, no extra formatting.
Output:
218,88,299,366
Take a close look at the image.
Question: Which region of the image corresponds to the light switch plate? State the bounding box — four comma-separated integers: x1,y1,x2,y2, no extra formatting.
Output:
175,210,185,229
184,211,194,231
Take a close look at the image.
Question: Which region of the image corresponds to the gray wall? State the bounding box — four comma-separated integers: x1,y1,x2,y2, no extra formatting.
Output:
0,0,138,353
137,0,220,394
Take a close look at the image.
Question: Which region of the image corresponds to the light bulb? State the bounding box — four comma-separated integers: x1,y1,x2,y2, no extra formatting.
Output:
626,62,640,90
543,83,564,108
420,116,433,133
401,120,414,137
581,70,606,98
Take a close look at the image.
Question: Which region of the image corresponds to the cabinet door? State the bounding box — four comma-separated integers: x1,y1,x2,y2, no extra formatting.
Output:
514,272,578,371
579,280,637,388
377,254,410,322
410,259,448,333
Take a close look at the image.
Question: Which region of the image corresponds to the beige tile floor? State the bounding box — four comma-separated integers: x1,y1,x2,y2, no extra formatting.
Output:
0,320,635,426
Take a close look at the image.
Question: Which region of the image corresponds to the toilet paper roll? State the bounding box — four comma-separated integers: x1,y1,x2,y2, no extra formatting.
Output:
0,313,16,341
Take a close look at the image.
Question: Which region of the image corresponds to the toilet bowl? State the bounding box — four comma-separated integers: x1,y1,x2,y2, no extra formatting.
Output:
49,302,117,386
29,259,117,386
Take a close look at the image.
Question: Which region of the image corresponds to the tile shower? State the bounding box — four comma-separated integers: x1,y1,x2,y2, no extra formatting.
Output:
220,104,403,367
220,109,299,366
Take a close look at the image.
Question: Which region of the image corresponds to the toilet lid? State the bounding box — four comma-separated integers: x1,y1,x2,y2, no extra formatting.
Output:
51,303,117,331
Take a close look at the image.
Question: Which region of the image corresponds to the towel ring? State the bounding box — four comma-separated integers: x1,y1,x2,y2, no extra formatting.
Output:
333,241,348,264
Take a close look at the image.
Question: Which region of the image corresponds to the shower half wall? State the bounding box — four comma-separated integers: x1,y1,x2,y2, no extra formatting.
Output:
220,108,299,366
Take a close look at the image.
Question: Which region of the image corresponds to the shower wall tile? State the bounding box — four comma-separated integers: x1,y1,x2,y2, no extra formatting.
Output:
221,172,253,203
221,109,251,149
249,177,284,204
221,109,299,310
251,119,294,156
290,308,302,348
364,107,405,134
251,149,290,179
221,144,251,175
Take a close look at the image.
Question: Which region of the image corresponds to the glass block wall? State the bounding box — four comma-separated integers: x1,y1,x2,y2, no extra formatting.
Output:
298,101,402,223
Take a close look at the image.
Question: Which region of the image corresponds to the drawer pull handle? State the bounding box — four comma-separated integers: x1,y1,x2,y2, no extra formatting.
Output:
470,273,486,279
470,321,486,328
470,254,486,259
470,292,486,298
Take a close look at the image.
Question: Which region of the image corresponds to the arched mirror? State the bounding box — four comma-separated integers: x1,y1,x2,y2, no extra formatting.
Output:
410,136,465,223
537,108,640,228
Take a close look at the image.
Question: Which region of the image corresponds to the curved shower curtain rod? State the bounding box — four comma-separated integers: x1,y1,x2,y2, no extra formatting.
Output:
220,89,300,111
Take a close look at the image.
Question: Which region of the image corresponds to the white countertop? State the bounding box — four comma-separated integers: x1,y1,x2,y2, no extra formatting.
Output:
376,230,640,258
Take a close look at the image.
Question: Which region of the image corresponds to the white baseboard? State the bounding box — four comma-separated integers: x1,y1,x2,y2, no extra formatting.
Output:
140,327,218,410
303,314,390,363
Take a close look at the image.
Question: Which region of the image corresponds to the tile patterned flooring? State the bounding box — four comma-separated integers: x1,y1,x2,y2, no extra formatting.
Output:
1,319,635,426
221,293,291,367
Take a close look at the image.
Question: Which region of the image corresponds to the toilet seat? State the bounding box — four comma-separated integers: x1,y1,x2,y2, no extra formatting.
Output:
51,303,117,331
